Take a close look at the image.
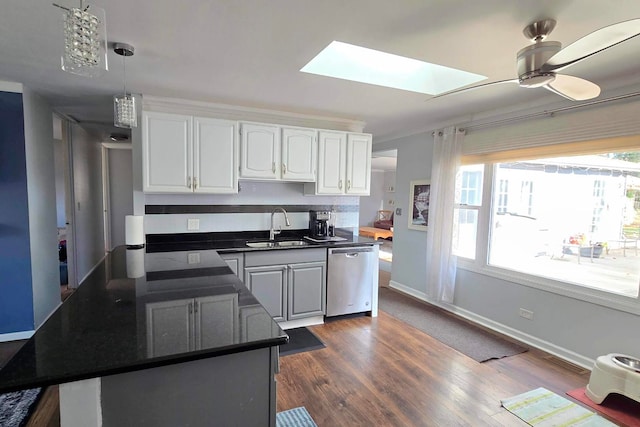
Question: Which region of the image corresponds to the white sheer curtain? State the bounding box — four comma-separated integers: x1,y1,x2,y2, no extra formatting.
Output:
425,126,464,303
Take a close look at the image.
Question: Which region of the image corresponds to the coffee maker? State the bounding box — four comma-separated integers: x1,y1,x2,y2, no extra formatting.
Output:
309,210,331,239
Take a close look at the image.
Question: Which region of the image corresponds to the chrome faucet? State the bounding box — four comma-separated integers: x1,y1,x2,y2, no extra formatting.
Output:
270,207,291,240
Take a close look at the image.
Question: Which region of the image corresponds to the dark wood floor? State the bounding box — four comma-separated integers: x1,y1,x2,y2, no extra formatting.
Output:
2,284,593,426
276,312,591,426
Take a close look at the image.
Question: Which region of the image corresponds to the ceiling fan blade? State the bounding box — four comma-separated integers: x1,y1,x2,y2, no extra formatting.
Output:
541,18,640,72
543,74,601,101
428,79,518,100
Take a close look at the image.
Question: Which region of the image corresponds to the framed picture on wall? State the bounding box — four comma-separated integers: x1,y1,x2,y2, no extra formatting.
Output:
408,179,430,231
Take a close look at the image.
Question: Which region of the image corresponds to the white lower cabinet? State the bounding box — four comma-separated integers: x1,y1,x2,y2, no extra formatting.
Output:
220,252,244,278
146,294,238,357
243,249,326,323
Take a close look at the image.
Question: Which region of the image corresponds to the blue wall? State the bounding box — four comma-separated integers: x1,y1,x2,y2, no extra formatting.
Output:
0,91,34,333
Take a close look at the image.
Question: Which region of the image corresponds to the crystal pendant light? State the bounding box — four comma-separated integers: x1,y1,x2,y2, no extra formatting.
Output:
113,43,137,129
55,1,108,77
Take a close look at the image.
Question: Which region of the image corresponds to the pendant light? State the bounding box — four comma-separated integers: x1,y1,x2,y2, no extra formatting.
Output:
53,1,108,77
113,42,137,128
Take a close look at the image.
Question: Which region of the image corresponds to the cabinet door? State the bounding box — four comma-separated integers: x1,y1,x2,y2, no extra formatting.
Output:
146,298,194,357
220,252,244,278
346,133,372,195
244,265,287,322
240,123,280,179
287,262,326,320
194,294,239,349
316,131,347,194
142,112,193,193
281,127,316,181
194,117,238,193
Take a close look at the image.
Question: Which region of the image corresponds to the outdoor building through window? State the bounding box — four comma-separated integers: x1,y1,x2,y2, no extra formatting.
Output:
455,152,640,299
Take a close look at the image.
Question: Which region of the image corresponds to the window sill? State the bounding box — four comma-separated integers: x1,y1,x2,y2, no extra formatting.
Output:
456,259,640,315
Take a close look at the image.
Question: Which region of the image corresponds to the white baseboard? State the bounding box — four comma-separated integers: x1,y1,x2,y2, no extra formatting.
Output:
389,280,428,301
0,330,34,343
387,280,594,370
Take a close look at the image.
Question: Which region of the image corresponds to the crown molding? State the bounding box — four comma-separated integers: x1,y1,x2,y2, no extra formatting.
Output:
141,95,366,132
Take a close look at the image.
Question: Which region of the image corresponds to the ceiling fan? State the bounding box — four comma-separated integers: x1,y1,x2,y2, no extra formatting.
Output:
434,18,640,101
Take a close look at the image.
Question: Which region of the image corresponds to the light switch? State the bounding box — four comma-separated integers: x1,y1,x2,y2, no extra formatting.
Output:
187,218,200,230
187,252,200,264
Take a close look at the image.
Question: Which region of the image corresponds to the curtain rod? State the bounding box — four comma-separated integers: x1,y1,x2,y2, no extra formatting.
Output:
464,90,640,132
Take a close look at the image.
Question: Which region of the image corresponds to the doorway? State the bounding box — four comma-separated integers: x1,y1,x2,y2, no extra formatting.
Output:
52,114,75,294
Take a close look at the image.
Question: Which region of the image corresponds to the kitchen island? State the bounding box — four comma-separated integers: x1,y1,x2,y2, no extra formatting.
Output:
0,246,287,427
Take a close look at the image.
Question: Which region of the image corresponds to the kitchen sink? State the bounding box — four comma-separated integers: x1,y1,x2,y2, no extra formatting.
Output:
245,240,309,248
277,240,309,247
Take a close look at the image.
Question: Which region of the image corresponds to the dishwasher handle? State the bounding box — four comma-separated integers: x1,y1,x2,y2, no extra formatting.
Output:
329,247,374,255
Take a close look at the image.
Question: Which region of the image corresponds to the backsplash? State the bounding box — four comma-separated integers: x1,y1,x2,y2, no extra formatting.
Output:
143,181,360,234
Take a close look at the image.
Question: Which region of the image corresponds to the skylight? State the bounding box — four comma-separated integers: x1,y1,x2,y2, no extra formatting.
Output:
300,41,486,95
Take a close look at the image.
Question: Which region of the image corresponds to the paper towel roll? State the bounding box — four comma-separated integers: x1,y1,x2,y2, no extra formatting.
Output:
126,248,145,278
125,215,145,248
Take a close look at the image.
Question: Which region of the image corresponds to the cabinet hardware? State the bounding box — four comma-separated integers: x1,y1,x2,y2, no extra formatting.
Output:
282,163,286,174
347,180,351,190
194,303,198,314
187,176,192,189
193,177,198,189
189,302,193,314
338,179,343,190
272,162,276,174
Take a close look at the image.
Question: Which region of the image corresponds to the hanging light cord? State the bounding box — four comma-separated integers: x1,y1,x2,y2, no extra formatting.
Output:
122,53,127,97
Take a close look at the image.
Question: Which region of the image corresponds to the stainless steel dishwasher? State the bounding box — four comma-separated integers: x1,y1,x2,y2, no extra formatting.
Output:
326,246,375,317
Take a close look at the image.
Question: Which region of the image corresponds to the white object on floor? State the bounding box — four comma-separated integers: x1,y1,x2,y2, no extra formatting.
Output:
586,353,640,404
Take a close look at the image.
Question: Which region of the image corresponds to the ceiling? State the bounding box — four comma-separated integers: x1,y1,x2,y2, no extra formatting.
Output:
1,1,640,143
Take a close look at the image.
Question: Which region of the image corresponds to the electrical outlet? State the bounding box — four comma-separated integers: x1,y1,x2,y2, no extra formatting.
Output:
395,208,402,216
187,218,200,231
519,308,534,320
187,252,200,264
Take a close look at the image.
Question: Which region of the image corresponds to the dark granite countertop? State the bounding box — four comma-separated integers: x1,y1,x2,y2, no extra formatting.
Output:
0,246,288,394
145,228,382,253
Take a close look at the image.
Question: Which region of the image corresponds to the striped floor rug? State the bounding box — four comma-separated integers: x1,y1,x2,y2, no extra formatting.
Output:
501,387,617,426
276,406,317,427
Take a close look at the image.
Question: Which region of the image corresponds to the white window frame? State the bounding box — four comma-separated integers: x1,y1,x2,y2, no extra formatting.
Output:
456,163,640,315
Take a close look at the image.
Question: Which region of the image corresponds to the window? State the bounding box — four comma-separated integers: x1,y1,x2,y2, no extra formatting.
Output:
453,165,483,259
459,152,640,300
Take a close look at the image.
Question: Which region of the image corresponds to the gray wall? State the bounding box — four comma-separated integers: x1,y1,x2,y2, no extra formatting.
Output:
359,170,385,226
385,132,433,295
108,148,133,249
70,124,105,282
23,88,60,327
455,270,640,360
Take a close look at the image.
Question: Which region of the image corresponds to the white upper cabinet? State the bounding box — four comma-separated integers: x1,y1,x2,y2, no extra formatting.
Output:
239,123,280,179
315,131,347,194
193,117,238,193
345,133,372,195
143,112,193,193
240,123,317,181
142,111,238,194
281,127,317,181
308,131,371,195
